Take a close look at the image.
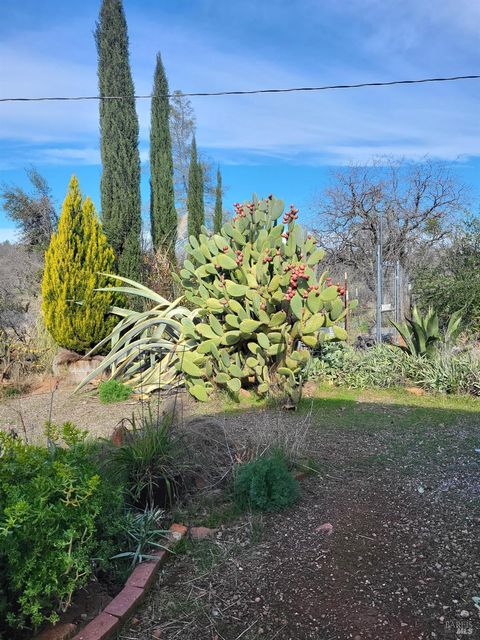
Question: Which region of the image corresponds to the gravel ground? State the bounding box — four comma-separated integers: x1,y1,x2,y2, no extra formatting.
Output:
119,398,480,640
0,382,145,443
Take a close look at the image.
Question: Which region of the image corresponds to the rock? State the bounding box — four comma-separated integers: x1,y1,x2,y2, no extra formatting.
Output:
190,526,219,540
169,523,188,541
315,522,333,535
239,388,252,399
111,423,130,447
460,610,470,618
31,376,61,395
52,348,104,384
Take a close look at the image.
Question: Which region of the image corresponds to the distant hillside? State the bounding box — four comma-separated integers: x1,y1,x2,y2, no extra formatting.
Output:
0,242,42,330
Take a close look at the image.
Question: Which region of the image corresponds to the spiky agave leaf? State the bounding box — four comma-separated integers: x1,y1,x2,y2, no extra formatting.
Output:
76,275,195,394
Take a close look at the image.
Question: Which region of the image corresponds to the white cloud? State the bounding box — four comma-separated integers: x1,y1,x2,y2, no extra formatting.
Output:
0,1,479,168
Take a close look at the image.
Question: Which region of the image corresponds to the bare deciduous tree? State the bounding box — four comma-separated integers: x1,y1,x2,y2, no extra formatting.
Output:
1,167,57,251
170,91,196,216
169,91,217,241
314,157,467,293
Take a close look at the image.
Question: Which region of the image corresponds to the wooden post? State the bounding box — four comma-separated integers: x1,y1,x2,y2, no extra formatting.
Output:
344,271,348,333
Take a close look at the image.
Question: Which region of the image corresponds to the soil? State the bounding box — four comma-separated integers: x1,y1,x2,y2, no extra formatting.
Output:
119,400,480,640
2,384,479,638
0,379,155,442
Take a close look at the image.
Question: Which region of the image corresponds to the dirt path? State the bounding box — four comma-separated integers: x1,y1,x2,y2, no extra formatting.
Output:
0,384,144,442
119,395,480,640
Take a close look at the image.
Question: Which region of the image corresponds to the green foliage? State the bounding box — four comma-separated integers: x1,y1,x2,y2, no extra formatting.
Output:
310,343,409,389
391,306,439,357
413,216,480,335
95,0,142,280
76,274,193,394
42,176,119,354
233,453,300,512
175,195,354,403
111,507,169,568
0,424,124,633
391,306,462,357
309,343,480,396
213,168,223,233
413,349,480,395
187,136,205,237
99,379,132,403
150,52,177,258
107,407,187,508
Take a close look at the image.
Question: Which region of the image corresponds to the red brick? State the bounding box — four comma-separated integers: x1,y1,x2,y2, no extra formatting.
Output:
127,559,161,590
35,623,77,640
73,613,119,640
104,585,144,619
169,522,187,540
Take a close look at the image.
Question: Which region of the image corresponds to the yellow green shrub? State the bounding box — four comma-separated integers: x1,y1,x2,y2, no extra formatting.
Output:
42,176,119,353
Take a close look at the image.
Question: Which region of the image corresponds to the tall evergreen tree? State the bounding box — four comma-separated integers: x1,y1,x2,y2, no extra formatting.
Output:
150,53,176,258
187,136,205,237
213,168,223,233
42,176,119,354
95,0,142,280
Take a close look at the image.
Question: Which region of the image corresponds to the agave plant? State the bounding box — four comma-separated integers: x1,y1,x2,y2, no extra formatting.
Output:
391,307,462,358
76,274,195,394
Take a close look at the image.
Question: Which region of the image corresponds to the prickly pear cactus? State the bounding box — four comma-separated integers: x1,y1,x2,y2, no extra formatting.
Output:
175,195,355,403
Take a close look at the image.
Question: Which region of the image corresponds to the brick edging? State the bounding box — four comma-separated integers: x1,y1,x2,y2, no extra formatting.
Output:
74,523,187,640
35,523,187,640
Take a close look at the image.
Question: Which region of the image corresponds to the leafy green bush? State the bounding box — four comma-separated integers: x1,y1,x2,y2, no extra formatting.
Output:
233,453,300,512
99,379,132,403
0,424,124,634
413,216,480,335
309,344,408,388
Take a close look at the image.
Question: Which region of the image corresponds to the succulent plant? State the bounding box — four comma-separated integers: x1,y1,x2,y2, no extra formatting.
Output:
391,306,462,358
174,195,356,402
76,274,195,395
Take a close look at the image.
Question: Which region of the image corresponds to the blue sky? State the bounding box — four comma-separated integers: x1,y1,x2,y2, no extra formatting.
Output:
0,0,479,241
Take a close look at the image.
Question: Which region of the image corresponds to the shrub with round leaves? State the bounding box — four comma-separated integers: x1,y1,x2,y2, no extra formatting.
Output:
174,195,357,402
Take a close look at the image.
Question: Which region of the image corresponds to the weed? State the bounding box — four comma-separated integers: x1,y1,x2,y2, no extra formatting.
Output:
99,379,132,404
234,452,300,512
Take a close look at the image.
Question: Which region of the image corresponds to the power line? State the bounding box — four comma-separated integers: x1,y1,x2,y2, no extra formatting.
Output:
0,74,478,103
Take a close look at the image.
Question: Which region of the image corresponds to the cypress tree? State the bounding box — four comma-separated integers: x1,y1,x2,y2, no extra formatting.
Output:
95,0,142,280
42,176,119,354
187,137,205,237
213,167,223,233
150,52,176,258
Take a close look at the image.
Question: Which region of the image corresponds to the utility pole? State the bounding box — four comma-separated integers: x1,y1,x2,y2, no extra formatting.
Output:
375,212,383,344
